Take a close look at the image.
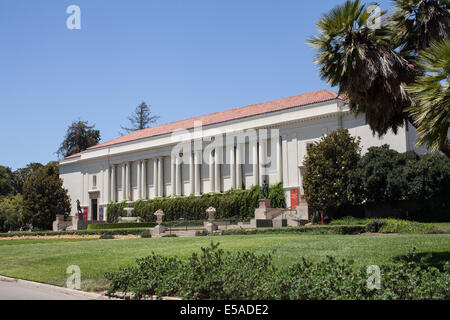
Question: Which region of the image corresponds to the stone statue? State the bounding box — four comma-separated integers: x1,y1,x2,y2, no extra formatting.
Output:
76,200,82,215
262,180,269,199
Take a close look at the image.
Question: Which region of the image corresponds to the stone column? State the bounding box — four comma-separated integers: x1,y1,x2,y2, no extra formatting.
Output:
194,151,201,196
175,156,182,196
214,147,221,193
158,157,164,197
137,160,142,200
105,166,110,204
277,136,283,183
258,139,266,185
189,152,195,195
209,150,215,193
252,140,259,186
142,160,147,199
236,143,242,190
281,136,288,186
111,165,116,202
126,162,131,200
122,163,126,201
153,159,158,198
230,144,236,189
171,156,176,196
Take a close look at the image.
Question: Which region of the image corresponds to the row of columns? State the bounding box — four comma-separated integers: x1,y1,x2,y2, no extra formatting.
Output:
104,136,283,202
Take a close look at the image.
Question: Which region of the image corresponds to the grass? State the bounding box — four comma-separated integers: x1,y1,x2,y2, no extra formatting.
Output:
0,233,449,292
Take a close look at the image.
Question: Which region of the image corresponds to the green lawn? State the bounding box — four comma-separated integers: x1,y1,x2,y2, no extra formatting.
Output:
0,234,449,292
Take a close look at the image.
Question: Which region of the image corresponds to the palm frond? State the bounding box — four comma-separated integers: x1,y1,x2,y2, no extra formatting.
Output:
407,39,450,152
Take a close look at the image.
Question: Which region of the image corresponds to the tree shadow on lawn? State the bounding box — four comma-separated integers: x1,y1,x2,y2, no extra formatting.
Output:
393,251,450,271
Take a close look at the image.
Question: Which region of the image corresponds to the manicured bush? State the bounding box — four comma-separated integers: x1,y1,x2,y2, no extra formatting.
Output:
331,217,450,234
87,222,157,230
221,225,366,236
366,220,386,233
195,230,209,237
425,229,450,234
140,230,152,238
107,183,286,223
99,232,114,240
105,243,450,300
162,234,178,238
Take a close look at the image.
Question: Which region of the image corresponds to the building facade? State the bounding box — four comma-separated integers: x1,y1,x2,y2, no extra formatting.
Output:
59,90,426,221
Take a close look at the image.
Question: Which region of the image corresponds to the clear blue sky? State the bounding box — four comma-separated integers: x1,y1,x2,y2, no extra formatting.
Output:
0,0,392,170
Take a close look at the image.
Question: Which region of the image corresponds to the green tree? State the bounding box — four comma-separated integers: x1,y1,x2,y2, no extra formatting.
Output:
120,102,159,135
407,39,450,154
12,162,44,195
22,162,71,230
308,0,450,156
302,129,361,216
0,194,24,232
0,165,14,196
57,120,101,159
348,146,418,204
347,145,450,205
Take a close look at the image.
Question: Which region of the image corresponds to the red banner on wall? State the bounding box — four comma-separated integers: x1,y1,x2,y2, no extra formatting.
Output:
83,207,88,221
290,189,299,209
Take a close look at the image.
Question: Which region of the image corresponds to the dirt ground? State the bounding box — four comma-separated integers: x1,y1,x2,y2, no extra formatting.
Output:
0,234,141,241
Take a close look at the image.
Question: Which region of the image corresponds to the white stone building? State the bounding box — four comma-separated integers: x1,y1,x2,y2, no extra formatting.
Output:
59,89,426,221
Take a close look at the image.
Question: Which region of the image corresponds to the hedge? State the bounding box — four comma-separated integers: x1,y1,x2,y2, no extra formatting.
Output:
221,225,366,236
87,222,158,230
107,183,286,223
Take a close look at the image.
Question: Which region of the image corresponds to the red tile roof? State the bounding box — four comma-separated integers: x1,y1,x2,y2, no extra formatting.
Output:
65,89,339,159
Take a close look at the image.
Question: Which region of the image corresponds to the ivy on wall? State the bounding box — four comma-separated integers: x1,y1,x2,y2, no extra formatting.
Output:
107,183,286,223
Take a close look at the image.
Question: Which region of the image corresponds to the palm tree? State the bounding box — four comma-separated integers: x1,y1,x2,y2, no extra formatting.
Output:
391,0,450,60
307,0,417,137
407,39,450,156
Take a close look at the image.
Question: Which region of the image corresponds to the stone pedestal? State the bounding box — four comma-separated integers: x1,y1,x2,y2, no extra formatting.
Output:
204,221,218,233
259,198,271,209
71,213,88,230
151,224,167,236
204,207,218,233
254,198,271,220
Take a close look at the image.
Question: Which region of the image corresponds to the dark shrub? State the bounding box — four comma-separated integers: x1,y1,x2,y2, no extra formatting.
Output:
140,230,152,238
99,232,114,240
162,234,178,238
366,220,386,233
425,229,450,234
87,222,157,230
